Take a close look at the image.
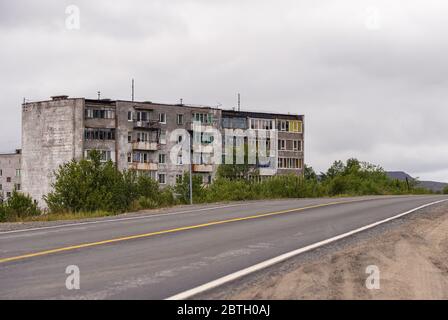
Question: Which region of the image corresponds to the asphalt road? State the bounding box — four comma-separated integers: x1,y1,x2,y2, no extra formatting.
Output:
0,195,446,299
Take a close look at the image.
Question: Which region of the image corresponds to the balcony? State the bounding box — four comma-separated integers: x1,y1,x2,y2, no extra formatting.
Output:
133,120,161,130
132,141,158,151
188,121,216,131
129,162,158,171
259,168,277,176
192,164,213,172
192,143,214,153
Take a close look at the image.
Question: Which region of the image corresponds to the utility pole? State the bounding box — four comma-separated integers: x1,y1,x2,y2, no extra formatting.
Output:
238,93,241,111
132,79,135,102
189,135,193,205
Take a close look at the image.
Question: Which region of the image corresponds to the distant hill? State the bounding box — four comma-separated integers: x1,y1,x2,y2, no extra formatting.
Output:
386,171,448,192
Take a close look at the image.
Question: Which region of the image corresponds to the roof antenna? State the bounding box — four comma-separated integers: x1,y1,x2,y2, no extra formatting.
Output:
180,98,183,105
238,93,241,111
132,79,135,102
97,91,101,100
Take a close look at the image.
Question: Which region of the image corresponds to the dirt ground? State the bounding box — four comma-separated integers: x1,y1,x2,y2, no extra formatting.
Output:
219,203,448,300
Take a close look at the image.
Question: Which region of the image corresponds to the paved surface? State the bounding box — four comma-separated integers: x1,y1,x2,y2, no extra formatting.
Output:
0,195,446,299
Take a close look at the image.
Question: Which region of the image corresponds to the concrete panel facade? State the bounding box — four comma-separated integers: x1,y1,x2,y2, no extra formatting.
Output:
21,98,84,205
0,150,21,202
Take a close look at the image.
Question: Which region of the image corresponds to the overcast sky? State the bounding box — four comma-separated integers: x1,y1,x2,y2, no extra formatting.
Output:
0,0,447,181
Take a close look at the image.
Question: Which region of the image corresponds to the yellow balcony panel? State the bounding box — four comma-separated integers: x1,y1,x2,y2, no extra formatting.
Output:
192,164,213,172
129,162,158,171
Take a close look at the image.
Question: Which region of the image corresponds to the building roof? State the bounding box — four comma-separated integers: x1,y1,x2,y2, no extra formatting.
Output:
27,96,303,119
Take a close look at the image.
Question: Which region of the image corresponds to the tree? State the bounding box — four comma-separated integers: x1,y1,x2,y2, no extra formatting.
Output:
443,185,448,194
2,190,40,219
325,160,345,179
217,143,259,180
44,150,136,213
174,172,204,203
303,164,317,181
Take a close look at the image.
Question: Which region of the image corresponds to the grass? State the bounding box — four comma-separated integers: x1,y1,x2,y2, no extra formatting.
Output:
2,210,115,223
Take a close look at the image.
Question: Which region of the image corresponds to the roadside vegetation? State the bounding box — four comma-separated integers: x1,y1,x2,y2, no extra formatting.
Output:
0,151,433,223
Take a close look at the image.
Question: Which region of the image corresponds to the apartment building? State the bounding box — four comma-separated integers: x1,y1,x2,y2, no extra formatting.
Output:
221,110,304,177
20,95,304,205
0,149,21,202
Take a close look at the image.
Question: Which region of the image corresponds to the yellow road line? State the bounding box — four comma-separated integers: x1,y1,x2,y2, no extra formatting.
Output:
0,199,365,264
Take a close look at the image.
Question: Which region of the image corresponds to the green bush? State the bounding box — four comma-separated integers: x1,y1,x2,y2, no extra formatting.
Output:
443,186,448,194
174,172,205,204
0,204,6,222
1,191,41,221
44,150,138,213
33,153,432,220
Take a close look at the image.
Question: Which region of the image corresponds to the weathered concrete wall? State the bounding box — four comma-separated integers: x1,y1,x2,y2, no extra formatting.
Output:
116,101,221,186
21,98,84,206
0,151,21,202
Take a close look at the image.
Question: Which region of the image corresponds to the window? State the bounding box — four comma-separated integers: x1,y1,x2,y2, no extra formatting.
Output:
133,152,150,163
84,150,113,162
6,192,11,198
136,132,149,142
128,132,132,143
136,111,149,122
193,152,206,165
249,118,274,130
0,169,2,176
293,140,302,151
289,120,302,133
84,128,116,140
159,154,166,164
159,112,166,124
15,184,21,191
158,173,166,184
127,153,132,163
193,113,212,124
6,177,11,183
177,154,183,165
278,120,289,131
159,130,166,144
176,174,183,183
278,139,286,150
0,184,2,190
128,111,133,121
85,108,115,119
278,157,301,169
177,114,184,125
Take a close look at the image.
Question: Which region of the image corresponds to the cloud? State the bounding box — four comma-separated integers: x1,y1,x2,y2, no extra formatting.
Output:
0,0,447,181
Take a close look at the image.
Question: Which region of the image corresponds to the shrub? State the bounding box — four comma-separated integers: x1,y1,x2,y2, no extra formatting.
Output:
0,204,6,222
3,191,41,219
443,186,448,195
44,150,138,213
35,154,432,220
175,173,204,204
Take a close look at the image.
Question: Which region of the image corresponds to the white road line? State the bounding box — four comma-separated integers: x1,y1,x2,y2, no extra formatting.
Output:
0,204,244,235
166,198,448,300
